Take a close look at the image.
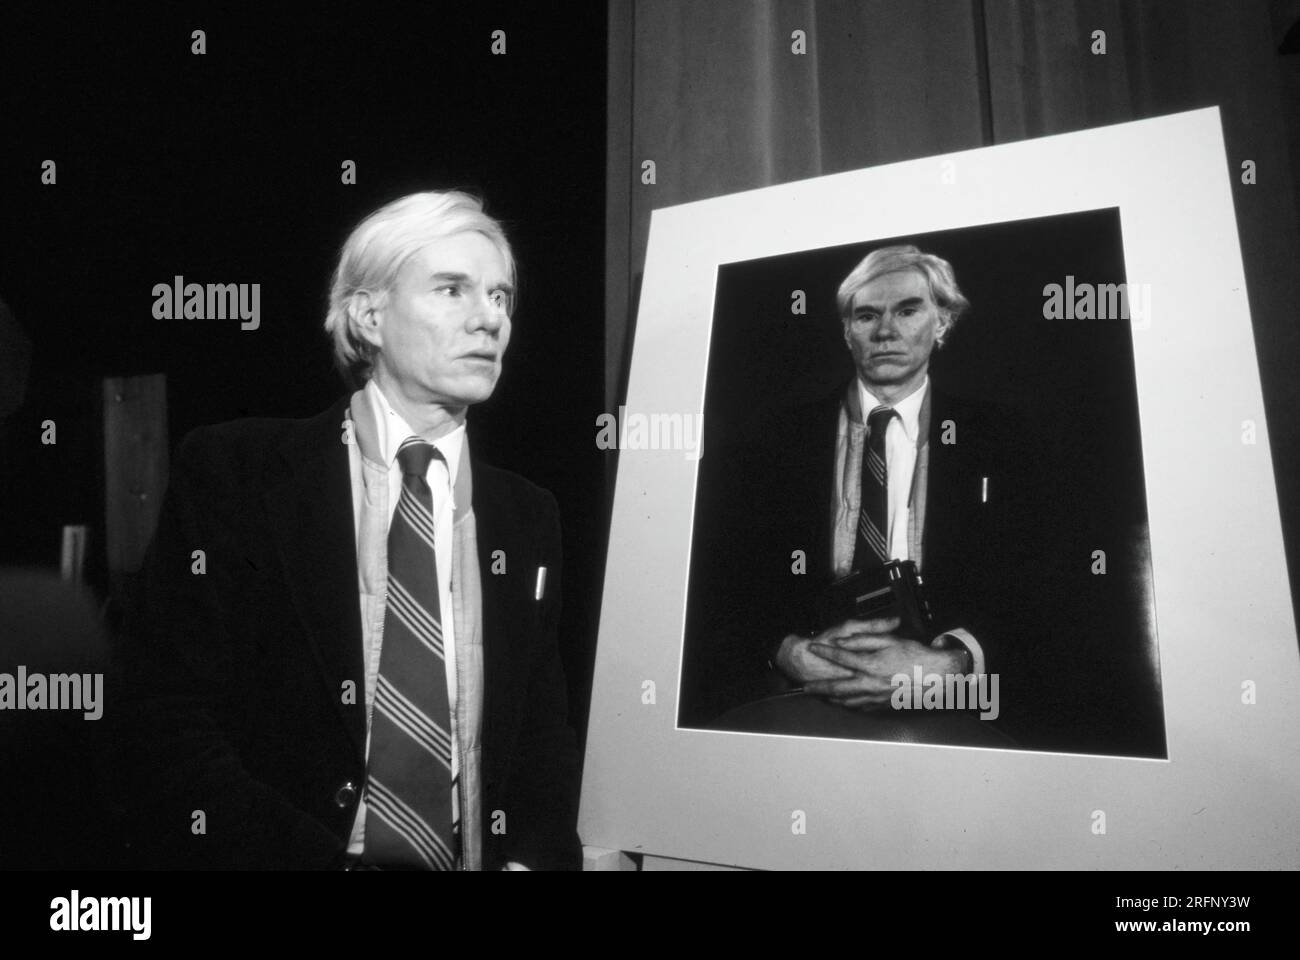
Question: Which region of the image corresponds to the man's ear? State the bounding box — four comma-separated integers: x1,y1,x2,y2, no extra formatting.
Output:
349,290,384,350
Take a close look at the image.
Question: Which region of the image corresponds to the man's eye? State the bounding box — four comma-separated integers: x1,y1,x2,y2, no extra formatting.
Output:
490,290,507,308
435,284,461,296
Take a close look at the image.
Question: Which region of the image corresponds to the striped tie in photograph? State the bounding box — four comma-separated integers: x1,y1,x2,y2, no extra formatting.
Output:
852,405,896,572
363,437,457,870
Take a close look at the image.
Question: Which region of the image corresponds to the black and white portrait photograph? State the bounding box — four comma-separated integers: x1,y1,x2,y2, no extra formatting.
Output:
3,0,1300,940
679,208,1166,760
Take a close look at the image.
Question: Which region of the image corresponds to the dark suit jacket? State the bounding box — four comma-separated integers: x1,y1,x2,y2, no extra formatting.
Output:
115,396,581,870
679,382,1048,731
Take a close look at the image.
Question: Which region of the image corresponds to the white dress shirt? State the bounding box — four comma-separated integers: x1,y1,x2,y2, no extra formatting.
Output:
858,376,927,562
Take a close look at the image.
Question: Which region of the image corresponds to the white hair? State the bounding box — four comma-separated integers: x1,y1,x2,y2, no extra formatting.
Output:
837,244,970,347
323,190,515,386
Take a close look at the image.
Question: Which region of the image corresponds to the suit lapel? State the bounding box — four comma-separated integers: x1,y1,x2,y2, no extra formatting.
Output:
923,389,957,563
468,455,531,771
794,392,843,581
263,397,366,757
923,388,989,571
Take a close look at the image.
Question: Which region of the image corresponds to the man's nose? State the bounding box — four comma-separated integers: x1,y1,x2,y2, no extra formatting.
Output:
872,312,899,340
468,292,507,333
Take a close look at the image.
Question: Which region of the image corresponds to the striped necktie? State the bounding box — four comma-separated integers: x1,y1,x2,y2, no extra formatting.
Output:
852,405,897,572
363,437,457,870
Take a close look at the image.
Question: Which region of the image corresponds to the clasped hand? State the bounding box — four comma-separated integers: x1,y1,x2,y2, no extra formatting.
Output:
774,616,964,710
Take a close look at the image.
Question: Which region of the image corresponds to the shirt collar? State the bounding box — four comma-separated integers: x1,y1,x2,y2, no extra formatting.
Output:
857,374,928,444
363,379,465,484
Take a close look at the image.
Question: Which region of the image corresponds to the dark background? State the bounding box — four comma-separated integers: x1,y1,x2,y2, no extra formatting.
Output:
0,4,607,866
682,208,1167,757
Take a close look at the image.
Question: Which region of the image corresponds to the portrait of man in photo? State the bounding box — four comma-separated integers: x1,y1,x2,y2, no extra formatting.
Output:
679,212,1165,758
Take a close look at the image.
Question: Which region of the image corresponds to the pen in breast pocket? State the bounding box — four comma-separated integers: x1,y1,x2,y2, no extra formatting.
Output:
534,566,547,601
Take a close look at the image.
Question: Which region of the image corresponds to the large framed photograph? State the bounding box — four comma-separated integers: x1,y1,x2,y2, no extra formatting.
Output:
678,205,1164,760
580,108,1300,869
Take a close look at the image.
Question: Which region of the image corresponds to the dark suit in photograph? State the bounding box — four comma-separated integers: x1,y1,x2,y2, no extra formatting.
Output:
115,394,581,870
681,377,1048,738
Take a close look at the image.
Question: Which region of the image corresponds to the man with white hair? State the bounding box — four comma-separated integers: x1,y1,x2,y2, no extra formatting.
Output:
775,245,988,705
119,191,581,870
684,244,1042,734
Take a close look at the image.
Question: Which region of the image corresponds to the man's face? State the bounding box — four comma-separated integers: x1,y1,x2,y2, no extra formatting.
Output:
843,268,945,397
369,231,513,408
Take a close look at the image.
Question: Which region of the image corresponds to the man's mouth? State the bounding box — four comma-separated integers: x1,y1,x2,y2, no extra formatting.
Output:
461,350,497,362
